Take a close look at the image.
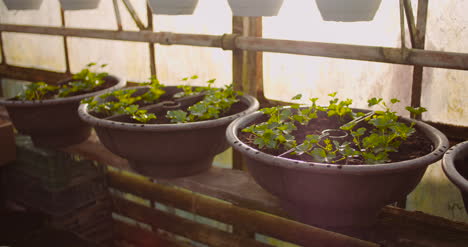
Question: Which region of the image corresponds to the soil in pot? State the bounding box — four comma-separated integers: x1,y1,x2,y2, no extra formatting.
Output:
239,112,434,164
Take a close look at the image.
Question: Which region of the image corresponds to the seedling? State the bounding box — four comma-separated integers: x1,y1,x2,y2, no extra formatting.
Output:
243,93,427,165
16,63,109,100
166,80,242,123
85,76,242,124
83,77,166,122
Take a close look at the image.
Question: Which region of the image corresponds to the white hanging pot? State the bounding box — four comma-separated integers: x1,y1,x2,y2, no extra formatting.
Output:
59,0,101,10
147,0,199,15
315,0,382,22
227,0,284,17
3,0,43,10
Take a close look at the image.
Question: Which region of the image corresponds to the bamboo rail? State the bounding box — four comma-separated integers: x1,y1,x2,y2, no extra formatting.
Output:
1,24,468,71
108,170,377,247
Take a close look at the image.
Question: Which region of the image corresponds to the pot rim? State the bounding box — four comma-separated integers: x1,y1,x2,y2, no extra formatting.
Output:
78,85,260,131
442,141,468,191
0,75,125,107
226,109,449,175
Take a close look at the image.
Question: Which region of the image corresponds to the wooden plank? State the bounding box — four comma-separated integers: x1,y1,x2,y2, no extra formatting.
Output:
112,196,272,247
108,170,379,247
2,24,468,70
113,220,191,247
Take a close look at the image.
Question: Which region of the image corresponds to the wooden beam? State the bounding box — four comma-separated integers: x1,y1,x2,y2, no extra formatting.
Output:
2,24,468,70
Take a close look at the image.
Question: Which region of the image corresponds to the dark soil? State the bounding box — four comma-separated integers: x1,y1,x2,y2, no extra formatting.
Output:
238,113,434,165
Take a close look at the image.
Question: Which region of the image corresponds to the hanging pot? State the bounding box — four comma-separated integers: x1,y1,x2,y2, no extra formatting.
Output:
59,0,101,10
315,0,382,22
3,0,43,10
227,0,284,17
147,0,199,15
442,141,468,214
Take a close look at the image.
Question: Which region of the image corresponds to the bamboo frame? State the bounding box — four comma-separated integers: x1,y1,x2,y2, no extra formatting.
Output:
1,24,468,71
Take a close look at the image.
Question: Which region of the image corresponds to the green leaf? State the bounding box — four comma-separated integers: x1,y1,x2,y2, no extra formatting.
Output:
291,94,302,100
390,98,400,104
405,106,427,116
368,97,383,107
166,110,188,123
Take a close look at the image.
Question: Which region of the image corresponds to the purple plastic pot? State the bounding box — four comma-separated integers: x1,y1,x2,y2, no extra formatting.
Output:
78,86,259,178
226,109,448,237
442,141,468,214
0,76,125,148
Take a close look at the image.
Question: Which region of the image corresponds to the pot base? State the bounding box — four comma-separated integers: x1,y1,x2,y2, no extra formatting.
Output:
30,127,91,148
130,157,214,179
281,200,379,238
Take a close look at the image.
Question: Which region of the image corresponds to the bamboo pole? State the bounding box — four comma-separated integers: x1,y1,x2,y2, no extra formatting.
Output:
410,0,429,120
1,24,468,71
403,0,417,47
231,16,245,171
112,196,273,247
108,170,379,247
112,0,123,31
60,9,71,74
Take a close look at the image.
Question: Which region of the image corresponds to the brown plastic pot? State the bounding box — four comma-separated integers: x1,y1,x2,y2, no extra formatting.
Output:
442,141,468,214
78,86,259,178
226,109,449,237
0,76,125,148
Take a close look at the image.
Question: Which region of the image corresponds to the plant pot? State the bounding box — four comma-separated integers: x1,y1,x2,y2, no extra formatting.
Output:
226,109,448,237
59,0,101,10
0,119,16,166
315,0,382,22
147,0,199,15
3,0,43,10
0,76,125,148
442,141,468,214
78,86,259,178
227,0,284,17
